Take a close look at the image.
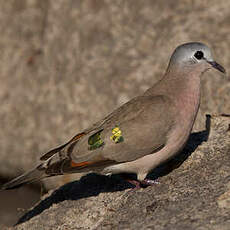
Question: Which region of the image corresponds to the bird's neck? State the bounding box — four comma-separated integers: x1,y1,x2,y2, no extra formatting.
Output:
145,66,202,119
147,66,201,96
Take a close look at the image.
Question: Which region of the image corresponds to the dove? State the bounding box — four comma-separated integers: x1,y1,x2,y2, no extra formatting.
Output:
0,42,226,190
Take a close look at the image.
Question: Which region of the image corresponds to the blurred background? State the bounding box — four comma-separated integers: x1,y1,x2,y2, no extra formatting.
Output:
0,0,230,227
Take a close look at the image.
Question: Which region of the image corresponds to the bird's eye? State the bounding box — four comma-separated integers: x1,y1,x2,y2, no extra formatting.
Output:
194,50,204,60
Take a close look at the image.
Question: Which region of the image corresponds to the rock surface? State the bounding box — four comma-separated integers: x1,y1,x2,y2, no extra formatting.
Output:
0,0,230,228
6,115,230,229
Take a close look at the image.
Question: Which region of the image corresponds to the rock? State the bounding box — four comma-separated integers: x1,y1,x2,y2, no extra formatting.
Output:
218,189,230,209
0,0,230,227
4,115,230,230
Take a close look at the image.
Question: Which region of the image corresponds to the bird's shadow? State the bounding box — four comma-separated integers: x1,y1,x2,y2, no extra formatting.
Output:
16,115,211,225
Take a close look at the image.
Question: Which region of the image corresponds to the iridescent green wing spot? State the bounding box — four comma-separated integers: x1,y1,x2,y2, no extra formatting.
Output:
110,126,124,143
88,130,104,150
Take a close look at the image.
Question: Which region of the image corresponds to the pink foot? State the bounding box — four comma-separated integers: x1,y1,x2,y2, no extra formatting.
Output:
126,179,142,190
140,179,160,186
126,178,160,190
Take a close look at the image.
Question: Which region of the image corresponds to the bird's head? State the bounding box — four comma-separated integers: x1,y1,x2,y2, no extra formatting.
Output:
168,42,226,75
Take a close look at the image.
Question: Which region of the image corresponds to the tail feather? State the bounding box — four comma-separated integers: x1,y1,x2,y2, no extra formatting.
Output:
0,164,46,190
0,157,114,190
0,158,84,190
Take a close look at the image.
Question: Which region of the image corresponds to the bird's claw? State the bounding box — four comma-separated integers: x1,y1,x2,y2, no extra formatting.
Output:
140,179,160,186
126,178,160,190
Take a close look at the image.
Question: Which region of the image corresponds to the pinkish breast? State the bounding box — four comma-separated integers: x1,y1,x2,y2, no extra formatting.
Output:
175,75,201,130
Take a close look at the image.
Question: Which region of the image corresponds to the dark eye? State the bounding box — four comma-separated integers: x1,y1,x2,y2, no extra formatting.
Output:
194,50,204,60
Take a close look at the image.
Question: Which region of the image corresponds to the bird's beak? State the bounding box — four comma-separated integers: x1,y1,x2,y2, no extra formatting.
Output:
207,61,226,74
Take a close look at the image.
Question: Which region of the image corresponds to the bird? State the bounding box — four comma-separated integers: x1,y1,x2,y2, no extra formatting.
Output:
0,42,226,190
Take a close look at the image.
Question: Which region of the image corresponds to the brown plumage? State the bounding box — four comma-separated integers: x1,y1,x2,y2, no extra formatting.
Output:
1,42,225,190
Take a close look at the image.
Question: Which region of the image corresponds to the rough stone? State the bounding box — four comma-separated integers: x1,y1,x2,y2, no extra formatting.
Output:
4,115,230,230
0,0,230,227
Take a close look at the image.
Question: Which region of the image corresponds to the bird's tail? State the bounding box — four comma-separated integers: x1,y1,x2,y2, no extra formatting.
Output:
0,157,93,190
0,163,47,190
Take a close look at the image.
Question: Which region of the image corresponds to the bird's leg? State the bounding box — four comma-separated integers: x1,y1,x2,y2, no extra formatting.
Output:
118,174,142,189
140,179,160,187
126,179,142,189
126,178,160,190
119,174,160,189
